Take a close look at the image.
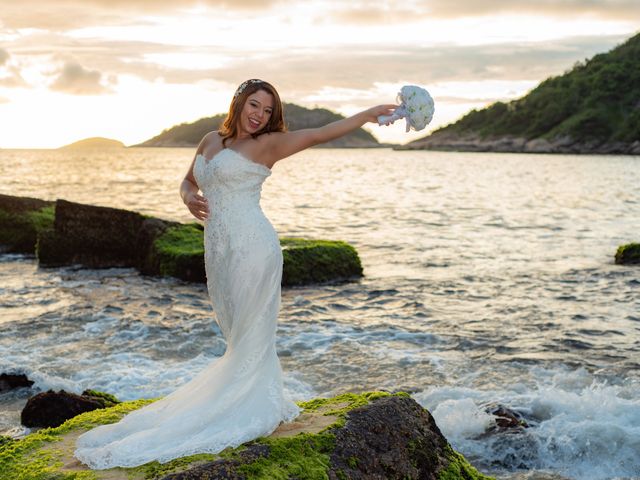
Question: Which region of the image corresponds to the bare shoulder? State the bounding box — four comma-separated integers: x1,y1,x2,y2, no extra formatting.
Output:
198,131,222,155
252,132,286,166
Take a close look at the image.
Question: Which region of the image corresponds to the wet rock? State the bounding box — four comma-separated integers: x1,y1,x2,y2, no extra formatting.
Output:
0,194,54,254
281,237,363,285
3,391,493,479
38,199,151,268
615,242,640,265
160,394,492,480
397,131,640,155
2,194,364,286
21,390,117,428
327,395,450,479
0,373,34,392
162,444,271,480
483,403,528,433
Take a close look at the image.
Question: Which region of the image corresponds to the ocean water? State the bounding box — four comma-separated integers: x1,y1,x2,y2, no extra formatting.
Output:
0,148,639,479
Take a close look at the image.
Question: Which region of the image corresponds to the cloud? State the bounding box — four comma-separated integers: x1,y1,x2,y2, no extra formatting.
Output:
204,35,628,99
49,61,112,94
0,49,28,87
424,0,640,20
0,0,281,30
2,0,639,32
331,0,640,23
8,27,628,102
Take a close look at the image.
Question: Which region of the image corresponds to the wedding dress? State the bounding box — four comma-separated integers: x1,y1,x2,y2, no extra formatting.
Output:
74,148,301,469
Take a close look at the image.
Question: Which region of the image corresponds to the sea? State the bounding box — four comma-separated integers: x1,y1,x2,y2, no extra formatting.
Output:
0,147,638,480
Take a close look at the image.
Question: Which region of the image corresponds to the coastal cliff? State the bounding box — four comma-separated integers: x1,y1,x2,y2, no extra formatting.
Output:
402,32,640,154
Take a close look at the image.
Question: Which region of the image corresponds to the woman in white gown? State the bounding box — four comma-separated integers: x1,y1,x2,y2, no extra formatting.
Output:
74,79,396,469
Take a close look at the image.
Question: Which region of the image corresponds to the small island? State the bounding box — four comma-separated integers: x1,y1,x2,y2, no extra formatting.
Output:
58,137,125,150
133,102,382,149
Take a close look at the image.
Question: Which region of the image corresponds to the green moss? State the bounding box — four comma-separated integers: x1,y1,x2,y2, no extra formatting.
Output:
298,391,390,415
0,399,155,480
615,242,640,265
280,237,363,286
237,433,335,480
0,390,489,480
151,224,205,282
216,392,400,479
154,224,204,262
298,391,406,429
127,450,233,479
0,205,54,253
81,389,121,407
149,230,363,286
438,446,495,480
335,470,348,480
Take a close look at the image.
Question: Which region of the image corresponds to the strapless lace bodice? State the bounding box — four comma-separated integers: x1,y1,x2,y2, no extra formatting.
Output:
194,148,271,200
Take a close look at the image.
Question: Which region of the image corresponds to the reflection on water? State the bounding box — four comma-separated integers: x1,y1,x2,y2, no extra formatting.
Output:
0,148,639,479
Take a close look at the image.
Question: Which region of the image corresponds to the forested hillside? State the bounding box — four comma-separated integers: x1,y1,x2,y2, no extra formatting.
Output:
135,103,380,148
404,32,640,154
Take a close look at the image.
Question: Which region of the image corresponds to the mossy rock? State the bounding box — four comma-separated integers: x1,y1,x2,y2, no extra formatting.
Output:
281,237,363,286
0,391,493,480
149,223,206,282
1,195,363,286
615,242,640,264
37,199,149,268
80,390,121,407
149,229,364,286
0,435,14,447
0,193,54,253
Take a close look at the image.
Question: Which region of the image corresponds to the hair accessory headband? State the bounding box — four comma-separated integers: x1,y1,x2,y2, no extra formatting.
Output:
234,79,264,99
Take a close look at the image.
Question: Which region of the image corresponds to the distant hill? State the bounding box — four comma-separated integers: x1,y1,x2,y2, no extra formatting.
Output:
402,32,640,154
134,103,381,148
59,137,125,150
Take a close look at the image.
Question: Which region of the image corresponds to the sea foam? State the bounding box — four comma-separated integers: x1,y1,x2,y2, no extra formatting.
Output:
414,367,640,480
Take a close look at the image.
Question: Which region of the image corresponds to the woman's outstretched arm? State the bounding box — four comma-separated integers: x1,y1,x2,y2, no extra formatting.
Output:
267,104,397,163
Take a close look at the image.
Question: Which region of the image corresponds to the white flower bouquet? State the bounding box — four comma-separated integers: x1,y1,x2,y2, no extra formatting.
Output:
378,85,435,132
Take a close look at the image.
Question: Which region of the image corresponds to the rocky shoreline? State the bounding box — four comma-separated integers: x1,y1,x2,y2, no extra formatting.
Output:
397,131,640,155
0,374,497,479
0,194,363,286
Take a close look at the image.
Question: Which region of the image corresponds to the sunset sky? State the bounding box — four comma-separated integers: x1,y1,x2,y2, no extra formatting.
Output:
0,1,638,148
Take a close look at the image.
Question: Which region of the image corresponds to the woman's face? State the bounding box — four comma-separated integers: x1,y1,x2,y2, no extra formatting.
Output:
239,89,274,135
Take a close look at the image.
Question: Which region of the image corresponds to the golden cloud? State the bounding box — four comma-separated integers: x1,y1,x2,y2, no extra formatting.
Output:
49,61,113,95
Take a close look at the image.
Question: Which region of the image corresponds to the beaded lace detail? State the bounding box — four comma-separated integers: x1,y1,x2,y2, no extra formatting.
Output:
74,148,300,469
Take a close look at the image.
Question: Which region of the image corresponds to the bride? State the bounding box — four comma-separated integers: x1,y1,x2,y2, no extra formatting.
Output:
74,79,396,469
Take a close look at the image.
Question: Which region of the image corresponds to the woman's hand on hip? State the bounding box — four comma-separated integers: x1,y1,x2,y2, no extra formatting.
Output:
185,192,209,221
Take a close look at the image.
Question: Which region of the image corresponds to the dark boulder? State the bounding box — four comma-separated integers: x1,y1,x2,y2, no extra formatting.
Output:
38,199,148,268
161,394,493,480
0,373,34,392
327,394,450,480
483,403,528,433
2,194,364,286
21,389,119,428
0,194,54,253
615,242,640,265
162,444,271,480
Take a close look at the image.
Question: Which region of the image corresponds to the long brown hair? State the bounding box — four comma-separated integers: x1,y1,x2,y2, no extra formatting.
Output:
218,79,287,147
